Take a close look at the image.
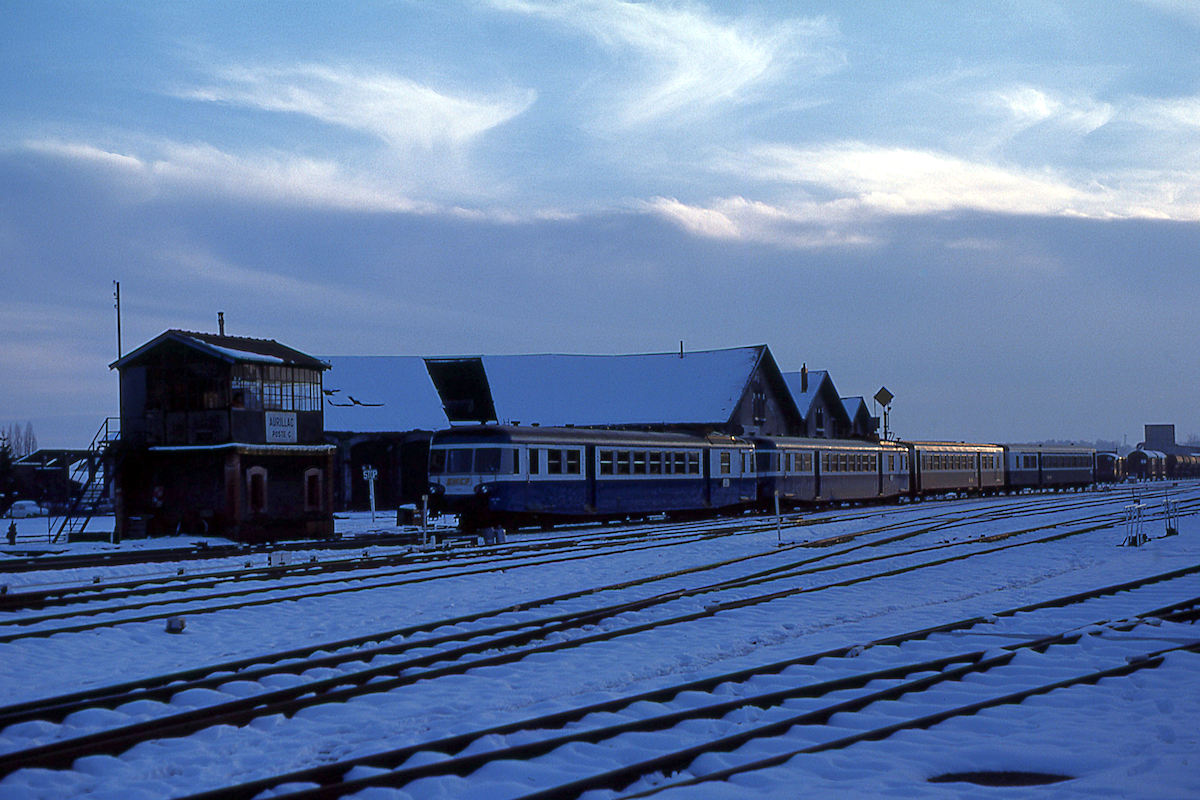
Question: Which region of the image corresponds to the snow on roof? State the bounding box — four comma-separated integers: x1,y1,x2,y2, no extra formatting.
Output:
784,369,830,416
322,356,448,433
111,330,327,370
477,346,765,427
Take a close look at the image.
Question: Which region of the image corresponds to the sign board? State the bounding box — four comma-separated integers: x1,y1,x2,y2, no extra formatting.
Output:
874,386,895,407
265,411,298,443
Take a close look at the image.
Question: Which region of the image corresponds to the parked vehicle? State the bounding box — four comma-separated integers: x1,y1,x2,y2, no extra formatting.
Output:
6,500,49,518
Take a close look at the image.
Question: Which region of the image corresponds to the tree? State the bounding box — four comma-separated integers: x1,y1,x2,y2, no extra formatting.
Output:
0,431,14,515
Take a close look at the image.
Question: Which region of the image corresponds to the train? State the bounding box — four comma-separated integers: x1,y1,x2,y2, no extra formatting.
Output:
426,425,1111,530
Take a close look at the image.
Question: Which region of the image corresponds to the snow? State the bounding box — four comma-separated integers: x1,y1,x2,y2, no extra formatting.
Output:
0,483,1197,799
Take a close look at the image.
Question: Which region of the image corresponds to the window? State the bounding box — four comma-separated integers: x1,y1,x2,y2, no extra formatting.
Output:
548,449,564,474
530,448,541,475
600,450,614,475
649,452,663,475
304,468,322,512
617,451,632,475
566,450,581,475
447,449,473,474
687,452,701,474
429,449,446,474
475,448,502,473
633,451,647,474
247,467,268,514
720,451,731,474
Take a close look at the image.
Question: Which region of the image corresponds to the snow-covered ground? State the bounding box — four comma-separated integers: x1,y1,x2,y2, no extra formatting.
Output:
0,483,1197,799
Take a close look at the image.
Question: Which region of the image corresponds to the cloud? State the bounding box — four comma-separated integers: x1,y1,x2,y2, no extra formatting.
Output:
23,138,442,212
185,64,536,152
648,142,1200,247
488,0,840,128
990,86,1113,135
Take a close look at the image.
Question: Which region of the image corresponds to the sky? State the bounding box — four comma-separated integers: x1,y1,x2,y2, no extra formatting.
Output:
3,0,1199,448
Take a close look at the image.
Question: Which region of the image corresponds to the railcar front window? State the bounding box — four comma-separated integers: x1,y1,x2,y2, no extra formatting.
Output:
429,450,446,474
475,448,502,474
447,449,474,474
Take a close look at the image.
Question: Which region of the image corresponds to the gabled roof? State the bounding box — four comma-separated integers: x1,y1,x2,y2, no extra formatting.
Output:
427,345,780,428
111,330,328,371
842,396,867,419
783,369,852,428
322,356,447,433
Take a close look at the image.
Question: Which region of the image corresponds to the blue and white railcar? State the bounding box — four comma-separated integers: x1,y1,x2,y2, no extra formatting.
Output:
906,441,1005,497
753,437,909,505
1002,444,1095,491
427,426,755,529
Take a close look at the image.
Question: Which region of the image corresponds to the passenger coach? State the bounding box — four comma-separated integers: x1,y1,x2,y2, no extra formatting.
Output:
753,437,909,506
906,441,1005,497
427,425,755,529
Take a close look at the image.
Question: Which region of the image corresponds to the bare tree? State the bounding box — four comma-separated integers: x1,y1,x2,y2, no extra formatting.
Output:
22,422,36,456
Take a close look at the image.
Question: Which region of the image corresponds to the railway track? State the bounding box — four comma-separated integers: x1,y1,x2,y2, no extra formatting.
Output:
1,485,1171,647
162,576,1199,799
1,507,1195,781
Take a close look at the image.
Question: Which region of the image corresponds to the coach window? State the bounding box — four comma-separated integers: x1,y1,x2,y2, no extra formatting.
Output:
648,452,663,475
566,449,581,475
547,449,564,474
529,448,541,475
688,452,701,474
511,448,520,474
617,451,632,475
633,451,647,474
599,450,614,475
719,451,731,474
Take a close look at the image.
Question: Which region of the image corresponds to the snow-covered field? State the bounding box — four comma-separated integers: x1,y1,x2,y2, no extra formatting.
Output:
1,483,1198,799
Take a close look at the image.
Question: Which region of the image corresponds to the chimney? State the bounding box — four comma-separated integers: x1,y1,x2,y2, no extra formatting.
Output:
218,312,225,336
801,363,808,393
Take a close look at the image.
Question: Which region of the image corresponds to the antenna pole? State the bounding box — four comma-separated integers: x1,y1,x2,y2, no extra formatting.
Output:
113,281,122,359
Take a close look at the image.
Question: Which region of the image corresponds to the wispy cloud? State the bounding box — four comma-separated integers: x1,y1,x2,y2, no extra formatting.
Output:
989,85,1113,135
649,142,1200,247
26,139,430,212
489,0,840,128
184,64,536,152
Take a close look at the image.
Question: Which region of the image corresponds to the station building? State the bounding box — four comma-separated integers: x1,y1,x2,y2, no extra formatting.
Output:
111,330,335,542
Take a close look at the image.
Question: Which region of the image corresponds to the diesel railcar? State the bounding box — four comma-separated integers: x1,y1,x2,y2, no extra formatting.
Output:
753,436,909,506
427,425,755,529
1002,444,1096,491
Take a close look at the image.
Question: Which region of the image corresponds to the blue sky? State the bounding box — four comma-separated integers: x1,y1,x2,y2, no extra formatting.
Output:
3,0,1199,447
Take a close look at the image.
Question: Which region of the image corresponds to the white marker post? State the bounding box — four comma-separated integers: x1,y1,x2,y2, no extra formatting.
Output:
362,465,378,523
775,490,782,546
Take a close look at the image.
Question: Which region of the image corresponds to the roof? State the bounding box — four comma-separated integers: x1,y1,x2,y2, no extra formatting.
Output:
783,369,852,429
111,330,328,371
321,356,448,433
427,346,773,427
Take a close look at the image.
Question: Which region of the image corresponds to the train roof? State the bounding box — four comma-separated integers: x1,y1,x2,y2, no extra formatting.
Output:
431,425,748,448
1000,443,1097,452
752,436,904,450
903,440,1004,451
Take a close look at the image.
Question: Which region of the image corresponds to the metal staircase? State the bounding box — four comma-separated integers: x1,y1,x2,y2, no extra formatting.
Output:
52,417,120,542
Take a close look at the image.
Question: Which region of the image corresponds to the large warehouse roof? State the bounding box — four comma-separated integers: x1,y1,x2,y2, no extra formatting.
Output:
426,346,774,428
321,356,447,433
